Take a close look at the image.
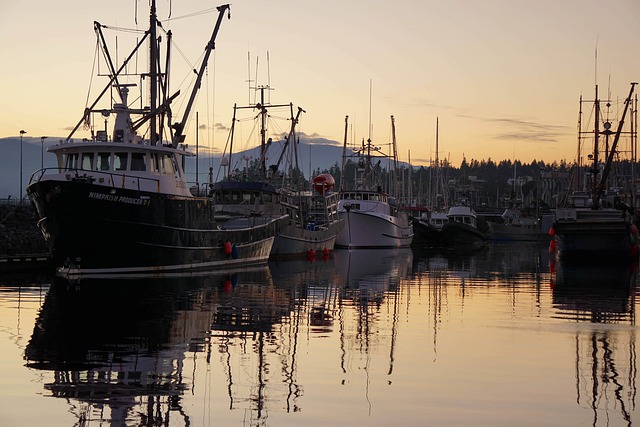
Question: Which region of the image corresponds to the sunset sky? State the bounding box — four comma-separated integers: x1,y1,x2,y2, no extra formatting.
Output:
1,0,639,167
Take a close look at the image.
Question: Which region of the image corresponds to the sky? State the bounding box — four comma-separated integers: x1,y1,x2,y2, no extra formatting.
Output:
1,0,639,167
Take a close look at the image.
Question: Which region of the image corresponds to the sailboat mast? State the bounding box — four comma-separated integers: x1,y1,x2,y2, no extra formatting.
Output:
434,117,441,208
592,84,600,203
577,95,583,191
390,115,399,197
341,115,349,192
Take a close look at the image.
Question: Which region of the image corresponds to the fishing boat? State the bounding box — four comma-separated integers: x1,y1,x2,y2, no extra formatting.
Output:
487,168,554,241
335,115,413,248
273,173,344,257
411,210,447,247
26,3,285,278
268,105,344,256
550,82,638,262
440,204,487,251
211,88,343,257
488,205,554,241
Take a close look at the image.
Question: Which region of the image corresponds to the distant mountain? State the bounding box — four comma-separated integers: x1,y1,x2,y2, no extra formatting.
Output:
188,134,349,184
0,137,56,201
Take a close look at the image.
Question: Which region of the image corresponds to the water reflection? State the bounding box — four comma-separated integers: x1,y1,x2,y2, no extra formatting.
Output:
551,260,637,323
551,260,638,426
23,250,415,425
14,245,640,426
25,268,275,425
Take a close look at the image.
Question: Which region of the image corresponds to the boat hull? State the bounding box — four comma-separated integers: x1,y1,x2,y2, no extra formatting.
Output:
488,213,554,242
440,222,487,251
488,222,549,242
27,179,283,278
271,218,344,256
552,208,636,262
410,217,444,247
335,210,413,249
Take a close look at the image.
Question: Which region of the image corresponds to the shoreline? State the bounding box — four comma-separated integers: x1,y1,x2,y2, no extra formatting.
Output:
0,203,51,272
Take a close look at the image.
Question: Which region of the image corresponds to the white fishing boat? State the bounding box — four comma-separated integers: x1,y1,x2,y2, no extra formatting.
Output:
335,115,413,248
550,82,638,262
26,3,285,278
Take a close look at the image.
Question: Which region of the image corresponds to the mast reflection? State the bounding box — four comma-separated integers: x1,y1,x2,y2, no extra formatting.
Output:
551,260,638,426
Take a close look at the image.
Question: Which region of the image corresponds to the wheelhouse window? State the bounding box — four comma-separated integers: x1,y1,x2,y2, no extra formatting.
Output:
150,153,160,173
65,153,79,170
114,152,128,171
161,154,175,176
130,152,146,171
96,153,111,171
81,152,94,170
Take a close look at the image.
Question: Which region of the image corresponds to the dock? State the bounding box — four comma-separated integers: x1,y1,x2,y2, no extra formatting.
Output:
0,253,52,272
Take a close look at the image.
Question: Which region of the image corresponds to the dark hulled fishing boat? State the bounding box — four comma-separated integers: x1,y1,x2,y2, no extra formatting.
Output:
27,3,284,278
550,83,638,262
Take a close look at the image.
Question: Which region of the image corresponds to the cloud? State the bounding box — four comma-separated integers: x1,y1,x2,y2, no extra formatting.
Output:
297,131,342,146
214,122,229,132
456,113,571,144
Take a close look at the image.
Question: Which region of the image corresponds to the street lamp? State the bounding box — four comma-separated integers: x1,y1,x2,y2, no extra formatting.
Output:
19,130,26,203
40,136,47,170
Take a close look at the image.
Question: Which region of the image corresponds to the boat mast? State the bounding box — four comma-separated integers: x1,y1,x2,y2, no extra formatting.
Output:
150,1,159,145
260,87,267,177
390,115,399,198
577,95,583,192
228,104,237,180
593,82,637,208
340,115,349,192
591,84,600,205
274,105,305,178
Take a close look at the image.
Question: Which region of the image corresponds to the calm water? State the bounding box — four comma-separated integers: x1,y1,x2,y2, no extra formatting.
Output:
0,243,638,426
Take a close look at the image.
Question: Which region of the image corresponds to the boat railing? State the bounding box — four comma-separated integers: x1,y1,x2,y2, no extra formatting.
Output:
29,167,162,192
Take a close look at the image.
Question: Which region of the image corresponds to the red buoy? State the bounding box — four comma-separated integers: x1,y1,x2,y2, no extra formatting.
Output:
224,241,232,255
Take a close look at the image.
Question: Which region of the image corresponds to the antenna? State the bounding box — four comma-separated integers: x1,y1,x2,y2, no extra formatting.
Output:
246,51,252,104
594,35,599,88
267,51,271,104
253,56,259,106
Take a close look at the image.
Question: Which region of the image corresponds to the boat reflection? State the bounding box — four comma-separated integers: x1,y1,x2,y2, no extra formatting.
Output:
550,260,638,425
24,268,276,425
24,249,416,425
334,248,413,295
551,260,637,323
